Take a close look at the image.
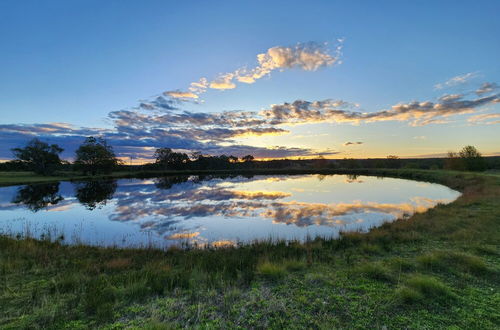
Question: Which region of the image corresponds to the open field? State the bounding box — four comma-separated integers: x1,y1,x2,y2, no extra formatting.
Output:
0,169,499,328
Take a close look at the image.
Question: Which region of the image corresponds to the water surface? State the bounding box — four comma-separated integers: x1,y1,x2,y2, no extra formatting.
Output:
0,174,460,248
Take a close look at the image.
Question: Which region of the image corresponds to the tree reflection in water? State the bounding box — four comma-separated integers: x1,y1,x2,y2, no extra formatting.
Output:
12,183,64,212
154,176,190,189
74,180,117,210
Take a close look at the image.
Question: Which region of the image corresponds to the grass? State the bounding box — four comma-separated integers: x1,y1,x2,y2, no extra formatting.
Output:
396,274,456,304
0,169,499,328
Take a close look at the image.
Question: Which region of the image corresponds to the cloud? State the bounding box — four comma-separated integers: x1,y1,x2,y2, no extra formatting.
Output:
138,96,178,111
476,82,499,95
176,40,343,93
260,91,499,126
209,73,237,90
124,40,344,111
343,141,363,146
413,136,427,140
231,41,343,85
188,78,209,94
467,113,500,125
434,72,478,89
164,90,199,99
1,71,497,162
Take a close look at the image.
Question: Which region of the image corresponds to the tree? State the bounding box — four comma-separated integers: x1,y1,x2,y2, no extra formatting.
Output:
154,147,190,170
459,145,485,171
444,151,464,170
228,155,239,163
385,155,401,169
242,155,255,162
11,138,64,175
74,137,119,175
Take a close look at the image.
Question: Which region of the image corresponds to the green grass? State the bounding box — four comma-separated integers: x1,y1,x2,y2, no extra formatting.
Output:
0,169,499,328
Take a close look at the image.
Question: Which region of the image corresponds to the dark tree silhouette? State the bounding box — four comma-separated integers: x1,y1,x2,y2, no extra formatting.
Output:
459,145,486,171
11,138,63,175
228,155,239,163
444,151,465,170
385,155,401,169
242,155,255,162
12,183,63,212
74,137,119,175
154,148,190,170
74,180,117,210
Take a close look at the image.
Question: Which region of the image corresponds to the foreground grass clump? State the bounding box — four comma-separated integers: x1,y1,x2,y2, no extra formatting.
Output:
396,274,456,304
0,169,499,328
417,250,491,275
353,262,394,282
256,260,287,280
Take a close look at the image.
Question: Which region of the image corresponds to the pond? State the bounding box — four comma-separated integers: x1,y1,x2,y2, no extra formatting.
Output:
0,174,460,248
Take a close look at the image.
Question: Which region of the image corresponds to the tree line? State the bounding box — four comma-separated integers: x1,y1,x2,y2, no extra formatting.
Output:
3,138,257,175
8,137,120,175
1,137,494,175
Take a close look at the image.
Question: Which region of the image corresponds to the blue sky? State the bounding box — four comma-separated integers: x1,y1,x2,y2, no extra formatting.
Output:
1,0,499,161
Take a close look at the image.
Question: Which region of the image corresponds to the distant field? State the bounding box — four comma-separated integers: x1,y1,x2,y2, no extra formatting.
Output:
0,169,499,328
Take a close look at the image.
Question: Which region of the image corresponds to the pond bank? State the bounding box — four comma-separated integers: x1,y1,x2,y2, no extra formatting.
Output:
1,170,499,328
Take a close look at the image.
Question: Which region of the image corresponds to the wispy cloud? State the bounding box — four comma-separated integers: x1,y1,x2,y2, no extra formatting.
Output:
467,112,500,125
476,82,499,95
434,72,479,90
260,91,499,127
1,81,497,161
343,141,363,146
169,40,344,96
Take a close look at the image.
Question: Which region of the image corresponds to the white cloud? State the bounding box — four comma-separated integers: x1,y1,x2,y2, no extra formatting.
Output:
171,40,343,94
434,72,478,90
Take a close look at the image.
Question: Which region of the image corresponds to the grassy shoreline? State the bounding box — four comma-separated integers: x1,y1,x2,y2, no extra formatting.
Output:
1,167,496,187
1,169,499,328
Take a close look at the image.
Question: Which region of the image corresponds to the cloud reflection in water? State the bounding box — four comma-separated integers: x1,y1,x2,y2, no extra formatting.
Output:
0,174,460,248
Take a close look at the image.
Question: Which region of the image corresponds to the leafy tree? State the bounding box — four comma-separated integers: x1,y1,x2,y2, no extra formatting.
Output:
11,138,64,175
242,155,255,162
74,137,119,175
154,147,190,170
228,155,239,163
459,145,485,171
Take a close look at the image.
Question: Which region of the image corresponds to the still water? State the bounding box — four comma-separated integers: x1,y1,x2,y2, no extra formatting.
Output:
0,174,460,248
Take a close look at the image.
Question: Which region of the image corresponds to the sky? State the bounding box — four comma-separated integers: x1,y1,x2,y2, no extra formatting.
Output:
0,0,499,162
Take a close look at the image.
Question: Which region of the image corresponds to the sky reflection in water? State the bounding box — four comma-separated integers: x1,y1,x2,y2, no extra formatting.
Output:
0,175,460,248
